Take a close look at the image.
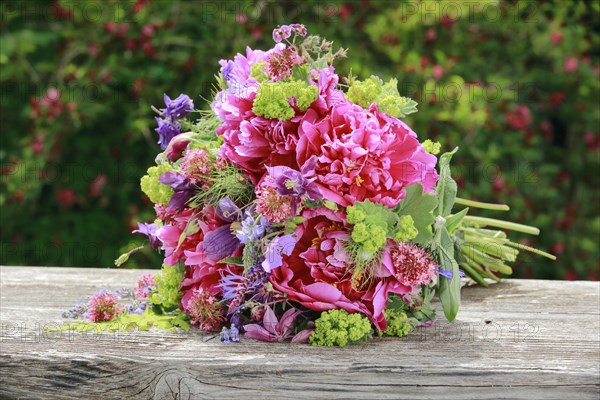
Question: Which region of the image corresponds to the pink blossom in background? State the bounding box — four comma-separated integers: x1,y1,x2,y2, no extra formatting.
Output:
564,57,578,73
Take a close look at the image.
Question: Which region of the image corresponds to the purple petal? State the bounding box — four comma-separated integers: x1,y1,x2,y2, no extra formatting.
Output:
159,171,192,191
261,234,297,273
262,306,279,335
291,329,314,344
167,190,192,210
217,197,241,222
132,222,160,250
202,225,241,261
277,308,302,336
244,324,277,342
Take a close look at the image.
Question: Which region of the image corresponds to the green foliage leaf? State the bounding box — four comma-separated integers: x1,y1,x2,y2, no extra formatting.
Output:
445,207,469,234
394,184,438,245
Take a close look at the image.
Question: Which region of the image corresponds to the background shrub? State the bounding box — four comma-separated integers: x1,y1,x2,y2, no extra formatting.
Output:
1,0,598,279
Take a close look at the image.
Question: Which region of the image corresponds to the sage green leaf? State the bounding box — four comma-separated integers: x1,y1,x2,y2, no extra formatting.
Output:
436,225,461,322
435,147,459,217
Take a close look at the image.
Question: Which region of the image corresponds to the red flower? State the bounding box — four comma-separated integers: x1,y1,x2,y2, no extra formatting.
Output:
504,104,531,131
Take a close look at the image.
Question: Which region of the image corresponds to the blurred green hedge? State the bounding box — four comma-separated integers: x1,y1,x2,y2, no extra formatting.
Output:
1,0,598,279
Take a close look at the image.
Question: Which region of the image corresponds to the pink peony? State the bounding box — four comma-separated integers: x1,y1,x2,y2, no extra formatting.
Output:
269,208,413,331
296,101,439,207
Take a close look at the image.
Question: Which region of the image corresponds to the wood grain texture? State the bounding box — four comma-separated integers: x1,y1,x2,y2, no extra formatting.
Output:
0,266,598,400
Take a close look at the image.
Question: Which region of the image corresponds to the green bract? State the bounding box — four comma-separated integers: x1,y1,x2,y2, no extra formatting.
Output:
347,75,418,118
252,80,318,120
309,309,373,347
140,164,175,205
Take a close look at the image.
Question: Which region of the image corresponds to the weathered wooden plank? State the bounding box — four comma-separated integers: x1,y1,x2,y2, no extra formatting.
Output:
0,266,598,400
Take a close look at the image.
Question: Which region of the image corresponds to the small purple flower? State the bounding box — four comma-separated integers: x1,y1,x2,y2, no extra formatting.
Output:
437,267,465,279
161,93,194,120
235,214,269,245
221,327,231,344
289,24,307,36
155,118,181,150
159,171,196,210
261,234,297,273
133,222,160,250
272,25,292,43
230,326,240,342
221,61,234,83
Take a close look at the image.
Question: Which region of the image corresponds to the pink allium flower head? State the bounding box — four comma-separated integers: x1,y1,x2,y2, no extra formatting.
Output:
265,47,304,81
550,31,563,44
297,101,439,207
184,288,225,330
134,273,156,299
86,291,123,322
180,148,211,181
382,242,437,287
256,182,295,223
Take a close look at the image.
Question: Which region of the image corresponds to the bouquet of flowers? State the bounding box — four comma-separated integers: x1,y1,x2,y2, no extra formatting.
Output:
63,25,555,346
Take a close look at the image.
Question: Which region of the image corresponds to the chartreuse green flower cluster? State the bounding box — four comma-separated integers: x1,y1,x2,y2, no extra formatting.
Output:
250,61,268,83
345,200,418,287
382,309,415,337
140,163,174,205
394,215,418,242
252,80,318,120
422,139,441,155
309,309,373,347
346,75,418,118
150,264,184,311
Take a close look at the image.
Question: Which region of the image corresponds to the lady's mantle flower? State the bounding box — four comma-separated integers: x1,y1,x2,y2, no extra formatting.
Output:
244,306,312,343
85,290,124,322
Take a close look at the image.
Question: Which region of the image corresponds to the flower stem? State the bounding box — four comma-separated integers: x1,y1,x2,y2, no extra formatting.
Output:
505,241,557,260
463,216,540,235
455,197,509,211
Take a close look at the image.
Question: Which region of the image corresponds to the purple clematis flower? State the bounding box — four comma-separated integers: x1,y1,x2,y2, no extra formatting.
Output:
202,225,241,262
244,306,313,343
161,93,194,120
155,118,181,150
216,196,242,222
266,156,322,215
159,171,196,210
262,234,297,273
132,222,160,250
